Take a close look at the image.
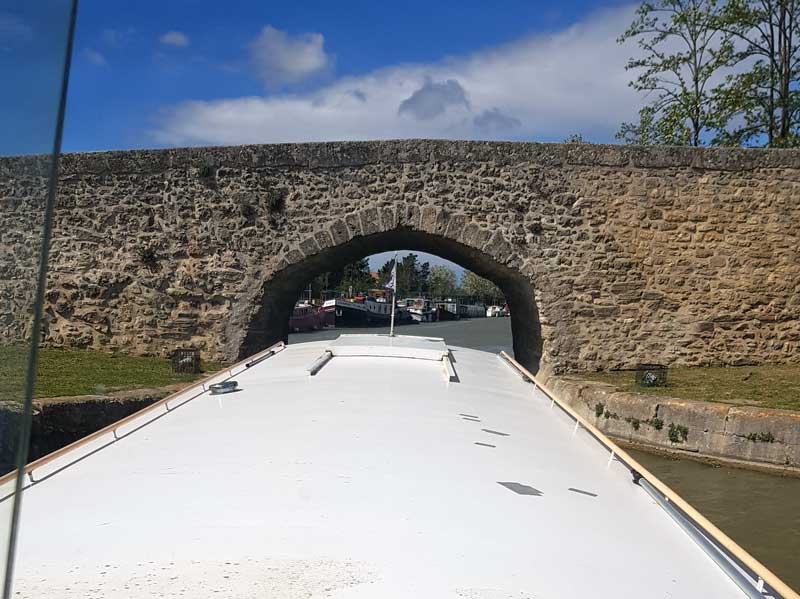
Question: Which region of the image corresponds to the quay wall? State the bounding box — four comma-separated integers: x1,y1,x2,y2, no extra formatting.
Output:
1,140,800,373
0,390,165,476
543,372,800,475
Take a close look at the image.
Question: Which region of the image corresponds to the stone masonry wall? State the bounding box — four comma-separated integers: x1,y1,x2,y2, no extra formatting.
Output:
543,373,800,473
1,140,799,373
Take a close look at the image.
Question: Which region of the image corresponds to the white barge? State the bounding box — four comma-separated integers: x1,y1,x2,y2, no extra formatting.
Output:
402,297,436,322
1,335,796,598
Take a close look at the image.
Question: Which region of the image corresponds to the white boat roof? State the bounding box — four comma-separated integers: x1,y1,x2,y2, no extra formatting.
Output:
7,336,759,597
327,334,449,360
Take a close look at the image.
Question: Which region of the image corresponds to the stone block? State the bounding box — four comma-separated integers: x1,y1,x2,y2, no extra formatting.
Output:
650,399,729,454
726,407,800,444
328,219,349,245
400,203,421,229
379,206,399,231
284,249,304,265
419,206,449,235
442,213,469,239
344,213,362,239
359,207,381,236
483,231,513,263
586,391,660,442
314,229,335,250
298,236,320,258
464,226,492,251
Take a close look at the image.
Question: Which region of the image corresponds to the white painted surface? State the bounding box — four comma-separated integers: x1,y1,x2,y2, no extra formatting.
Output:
328,334,449,361
10,338,747,598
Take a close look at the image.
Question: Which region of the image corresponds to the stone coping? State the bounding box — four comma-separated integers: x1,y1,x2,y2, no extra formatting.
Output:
4,139,800,177
31,383,187,407
0,388,175,476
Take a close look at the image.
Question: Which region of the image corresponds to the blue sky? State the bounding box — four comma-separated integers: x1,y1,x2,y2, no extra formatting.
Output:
369,251,465,282
1,1,75,155
55,0,636,152
3,0,640,274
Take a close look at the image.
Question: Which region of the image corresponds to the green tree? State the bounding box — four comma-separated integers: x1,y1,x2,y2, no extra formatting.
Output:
617,0,733,146
563,133,588,143
460,271,503,305
310,270,343,298
398,254,420,293
713,0,800,146
428,265,457,299
337,258,373,294
418,261,431,293
307,273,327,300
377,254,421,294
376,258,394,284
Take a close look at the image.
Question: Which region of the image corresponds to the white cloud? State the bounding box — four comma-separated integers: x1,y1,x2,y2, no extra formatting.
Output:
83,49,107,66
102,27,134,47
398,78,470,120
474,108,522,133
160,30,189,48
152,5,640,146
0,13,32,43
249,25,331,87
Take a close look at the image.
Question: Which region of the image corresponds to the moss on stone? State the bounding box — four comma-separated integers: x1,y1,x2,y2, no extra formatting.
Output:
668,423,689,444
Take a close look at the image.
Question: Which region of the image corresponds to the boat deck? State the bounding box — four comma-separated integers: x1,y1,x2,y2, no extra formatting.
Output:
10,338,752,597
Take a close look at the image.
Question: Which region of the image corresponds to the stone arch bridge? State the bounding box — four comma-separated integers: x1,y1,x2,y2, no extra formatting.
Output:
1,140,799,373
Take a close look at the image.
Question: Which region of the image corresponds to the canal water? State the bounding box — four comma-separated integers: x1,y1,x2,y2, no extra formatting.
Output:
630,450,800,592
290,317,800,591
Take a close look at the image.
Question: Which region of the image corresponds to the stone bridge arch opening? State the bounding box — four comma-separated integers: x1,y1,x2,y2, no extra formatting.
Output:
239,228,542,372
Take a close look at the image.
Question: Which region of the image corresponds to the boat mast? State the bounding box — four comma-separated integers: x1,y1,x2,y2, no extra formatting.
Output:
388,252,397,337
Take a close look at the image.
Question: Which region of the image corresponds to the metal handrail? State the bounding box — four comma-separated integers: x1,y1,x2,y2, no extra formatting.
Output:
0,341,285,490
499,351,799,599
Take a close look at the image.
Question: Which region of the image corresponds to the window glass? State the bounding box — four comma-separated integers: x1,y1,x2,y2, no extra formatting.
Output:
0,1,76,596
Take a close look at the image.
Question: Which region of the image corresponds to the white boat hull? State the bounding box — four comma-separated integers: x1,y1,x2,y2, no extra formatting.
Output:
409,310,435,322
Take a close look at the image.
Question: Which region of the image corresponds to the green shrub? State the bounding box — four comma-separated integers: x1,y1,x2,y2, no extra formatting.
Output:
625,416,641,430
745,431,775,443
267,187,287,212
135,245,160,272
668,423,689,444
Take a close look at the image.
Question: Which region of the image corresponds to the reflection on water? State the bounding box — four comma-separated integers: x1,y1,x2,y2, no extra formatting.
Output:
291,318,800,593
630,450,800,593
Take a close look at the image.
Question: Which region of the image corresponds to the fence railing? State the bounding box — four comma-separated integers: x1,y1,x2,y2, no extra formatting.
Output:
499,351,798,599
0,341,285,494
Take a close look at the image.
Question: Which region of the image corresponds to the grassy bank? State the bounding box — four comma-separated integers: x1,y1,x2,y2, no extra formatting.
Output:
585,364,800,411
0,346,225,400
